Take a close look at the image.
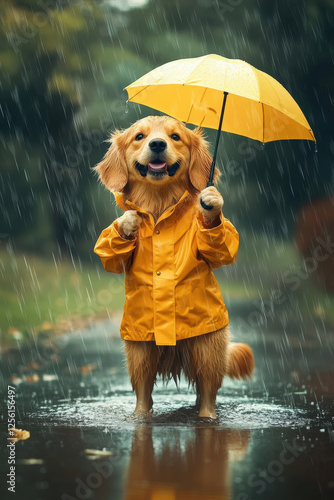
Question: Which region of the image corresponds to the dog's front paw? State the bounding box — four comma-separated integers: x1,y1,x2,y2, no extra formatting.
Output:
199,186,224,220
117,210,142,238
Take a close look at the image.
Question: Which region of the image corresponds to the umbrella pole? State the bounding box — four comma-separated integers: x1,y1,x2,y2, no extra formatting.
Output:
207,91,228,186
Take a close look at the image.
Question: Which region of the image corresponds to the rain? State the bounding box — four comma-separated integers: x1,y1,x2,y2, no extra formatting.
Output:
0,0,333,499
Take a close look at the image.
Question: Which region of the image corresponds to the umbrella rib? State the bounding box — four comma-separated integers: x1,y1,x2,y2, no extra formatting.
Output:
197,87,209,126
126,85,151,102
246,60,264,142
186,104,194,124
182,54,208,85
186,86,208,124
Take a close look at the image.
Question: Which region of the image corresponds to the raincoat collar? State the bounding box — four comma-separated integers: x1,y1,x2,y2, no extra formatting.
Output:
113,191,191,221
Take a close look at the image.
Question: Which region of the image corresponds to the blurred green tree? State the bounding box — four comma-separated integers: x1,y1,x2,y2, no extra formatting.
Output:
0,0,332,257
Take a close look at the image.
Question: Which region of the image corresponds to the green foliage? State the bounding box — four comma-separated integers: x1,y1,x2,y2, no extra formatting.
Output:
0,0,333,258
0,246,125,340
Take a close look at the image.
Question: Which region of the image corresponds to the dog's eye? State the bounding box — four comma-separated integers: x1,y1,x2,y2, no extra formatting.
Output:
135,134,144,141
171,134,180,141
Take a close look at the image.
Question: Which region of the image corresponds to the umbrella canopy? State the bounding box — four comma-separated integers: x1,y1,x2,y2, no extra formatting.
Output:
125,54,315,144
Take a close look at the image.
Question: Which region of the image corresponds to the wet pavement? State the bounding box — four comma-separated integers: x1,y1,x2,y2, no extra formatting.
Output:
1,305,334,500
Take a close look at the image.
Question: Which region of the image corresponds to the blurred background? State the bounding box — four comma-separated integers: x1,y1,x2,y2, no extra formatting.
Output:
1,0,333,344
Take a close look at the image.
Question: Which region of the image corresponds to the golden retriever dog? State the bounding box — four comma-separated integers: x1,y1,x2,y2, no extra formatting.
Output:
94,115,254,419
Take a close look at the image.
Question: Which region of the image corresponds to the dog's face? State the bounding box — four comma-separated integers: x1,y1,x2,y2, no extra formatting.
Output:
94,115,216,194
124,116,192,185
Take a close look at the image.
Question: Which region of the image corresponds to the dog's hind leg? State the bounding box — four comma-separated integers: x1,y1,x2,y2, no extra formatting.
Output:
180,328,230,419
124,340,160,417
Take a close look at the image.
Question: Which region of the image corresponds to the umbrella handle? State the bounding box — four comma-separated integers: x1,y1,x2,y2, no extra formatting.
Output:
201,92,228,210
207,91,229,186
200,196,215,210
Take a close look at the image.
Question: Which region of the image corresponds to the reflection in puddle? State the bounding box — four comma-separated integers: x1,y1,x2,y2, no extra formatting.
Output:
124,425,251,500
4,329,333,500
29,390,310,430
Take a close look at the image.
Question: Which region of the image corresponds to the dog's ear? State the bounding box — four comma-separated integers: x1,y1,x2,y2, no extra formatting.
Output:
188,128,219,191
93,131,128,192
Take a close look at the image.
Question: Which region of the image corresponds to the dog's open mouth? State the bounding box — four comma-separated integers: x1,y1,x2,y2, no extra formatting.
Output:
148,159,167,172
136,160,180,178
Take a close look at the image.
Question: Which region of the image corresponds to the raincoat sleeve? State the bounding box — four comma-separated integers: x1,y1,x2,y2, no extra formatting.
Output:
196,213,239,269
94,221,136,274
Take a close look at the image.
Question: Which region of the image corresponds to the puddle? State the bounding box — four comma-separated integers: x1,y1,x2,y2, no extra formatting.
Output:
27,387,311,430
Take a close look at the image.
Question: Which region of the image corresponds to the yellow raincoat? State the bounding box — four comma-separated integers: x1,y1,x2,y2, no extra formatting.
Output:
94,191,239,346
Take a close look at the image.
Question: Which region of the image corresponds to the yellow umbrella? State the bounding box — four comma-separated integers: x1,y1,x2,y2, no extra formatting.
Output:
125,54,315,185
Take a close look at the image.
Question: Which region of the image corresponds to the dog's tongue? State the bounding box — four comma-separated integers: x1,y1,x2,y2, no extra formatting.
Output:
148,162,167,171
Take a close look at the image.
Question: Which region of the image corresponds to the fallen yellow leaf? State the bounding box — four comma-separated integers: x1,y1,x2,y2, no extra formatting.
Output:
9,428,30,442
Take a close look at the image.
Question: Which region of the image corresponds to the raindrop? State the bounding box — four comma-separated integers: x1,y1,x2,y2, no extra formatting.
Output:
125,100,129,114
314,141,318,153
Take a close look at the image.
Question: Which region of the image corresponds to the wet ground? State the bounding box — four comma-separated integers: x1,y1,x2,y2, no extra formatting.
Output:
1,304,334,500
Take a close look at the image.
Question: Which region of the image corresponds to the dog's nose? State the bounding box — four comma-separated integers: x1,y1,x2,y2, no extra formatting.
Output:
149,139,167,153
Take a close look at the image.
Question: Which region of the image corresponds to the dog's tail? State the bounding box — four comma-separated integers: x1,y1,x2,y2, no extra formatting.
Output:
227,343,255,379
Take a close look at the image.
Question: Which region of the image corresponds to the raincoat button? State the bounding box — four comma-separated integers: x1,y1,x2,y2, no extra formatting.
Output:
156,271,161,276
155,230,160,235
